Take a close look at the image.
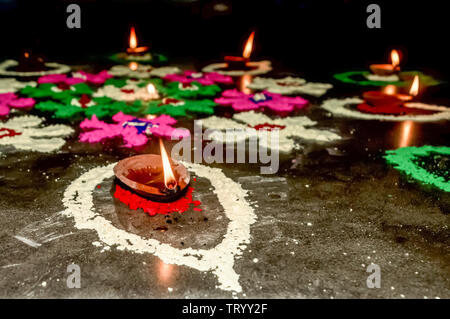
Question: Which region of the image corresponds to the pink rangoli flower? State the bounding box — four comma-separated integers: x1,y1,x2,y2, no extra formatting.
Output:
79,112,190,148
214,89,309,113
164,70,233,85
38,70,112,86
0,92,35,116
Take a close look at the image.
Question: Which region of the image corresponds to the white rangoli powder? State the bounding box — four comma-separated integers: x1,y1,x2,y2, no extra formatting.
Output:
0,59,71,77
247,76,333,97
201,111,341,153
364,73,400,82
109,65,180,79
0,78,36,93
62,162,256,293
321,97,450,122
202,60,272,76
93,79,156,102
0,115,74,153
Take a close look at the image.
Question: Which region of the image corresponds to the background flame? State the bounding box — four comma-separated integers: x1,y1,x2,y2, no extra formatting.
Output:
242,31,255,59
129,27,137,49
391,50,400,67
409,75,420,96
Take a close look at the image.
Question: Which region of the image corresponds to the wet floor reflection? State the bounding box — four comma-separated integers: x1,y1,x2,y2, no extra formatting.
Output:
396,120,416,148
239,74,252,94
156,260,178,286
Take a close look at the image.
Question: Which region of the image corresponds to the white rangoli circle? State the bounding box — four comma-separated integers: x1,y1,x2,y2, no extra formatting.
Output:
0,59,71,77
62,162,256,293
202,60,272,76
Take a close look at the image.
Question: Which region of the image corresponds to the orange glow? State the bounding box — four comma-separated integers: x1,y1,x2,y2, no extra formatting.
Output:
24,52,29,58
242,31,255,59
159,139,177,190
129,62,138,71
240,74,252,94
129,27,137,50
391,50,400,68
398,121,414,148
409,75,420,96
157,260,175,285
146,83,159,99
383,85,397,95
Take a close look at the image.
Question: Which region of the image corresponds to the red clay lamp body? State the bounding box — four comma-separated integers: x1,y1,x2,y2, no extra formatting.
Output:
369,49,401,76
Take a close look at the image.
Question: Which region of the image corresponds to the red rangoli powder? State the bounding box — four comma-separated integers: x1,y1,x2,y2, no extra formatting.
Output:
114,184,202,216
78,94,92,108
0,128,22,139
250,123,286,131
356,103,435,116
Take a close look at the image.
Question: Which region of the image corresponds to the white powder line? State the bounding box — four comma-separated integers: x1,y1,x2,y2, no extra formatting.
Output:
62,162,257,293
1,263,23,269
13,235,42,248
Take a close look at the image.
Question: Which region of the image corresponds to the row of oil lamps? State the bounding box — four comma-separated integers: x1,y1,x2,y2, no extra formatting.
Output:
9,27,430,203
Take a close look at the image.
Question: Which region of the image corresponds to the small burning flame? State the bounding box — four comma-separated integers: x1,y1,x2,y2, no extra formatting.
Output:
383,84,397,95
24,52,30,58
159,139,177,190
409,75,420,97
146,83,159,99
129,62,138,71
129,27,138,50
391,50,400,68
242,31,255,59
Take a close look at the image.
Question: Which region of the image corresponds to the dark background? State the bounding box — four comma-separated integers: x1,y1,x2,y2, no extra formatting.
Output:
0,0,449,80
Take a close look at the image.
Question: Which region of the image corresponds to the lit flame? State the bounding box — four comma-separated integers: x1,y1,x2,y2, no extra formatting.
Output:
242,31,255,59
159,139,177,190
129,62,138,71
24,52,29,58
409,75,419,96
146,83,159,99
129,27,137,50
391,50,400,68
383,85,397,95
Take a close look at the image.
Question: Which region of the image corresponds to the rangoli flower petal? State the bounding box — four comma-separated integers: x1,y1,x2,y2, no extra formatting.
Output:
214,89,308,113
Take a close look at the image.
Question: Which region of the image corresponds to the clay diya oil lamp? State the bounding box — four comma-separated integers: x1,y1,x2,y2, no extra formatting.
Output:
126,26,149,56
224,31,255,70
357,76,431,115
113,139,190,201
109,26,168,65
362,75,419,106
369,49,401,76
16,51,47,72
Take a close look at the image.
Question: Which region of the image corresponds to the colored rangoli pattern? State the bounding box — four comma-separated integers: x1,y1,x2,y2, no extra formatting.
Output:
79,112,190,148
35,96,142,120
214,89,308,113
0,92,35,116
0,115,73,153
114,185,202,216
164,70,233,85
385,146,450,192
146,98,216,117
247,76,333,97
